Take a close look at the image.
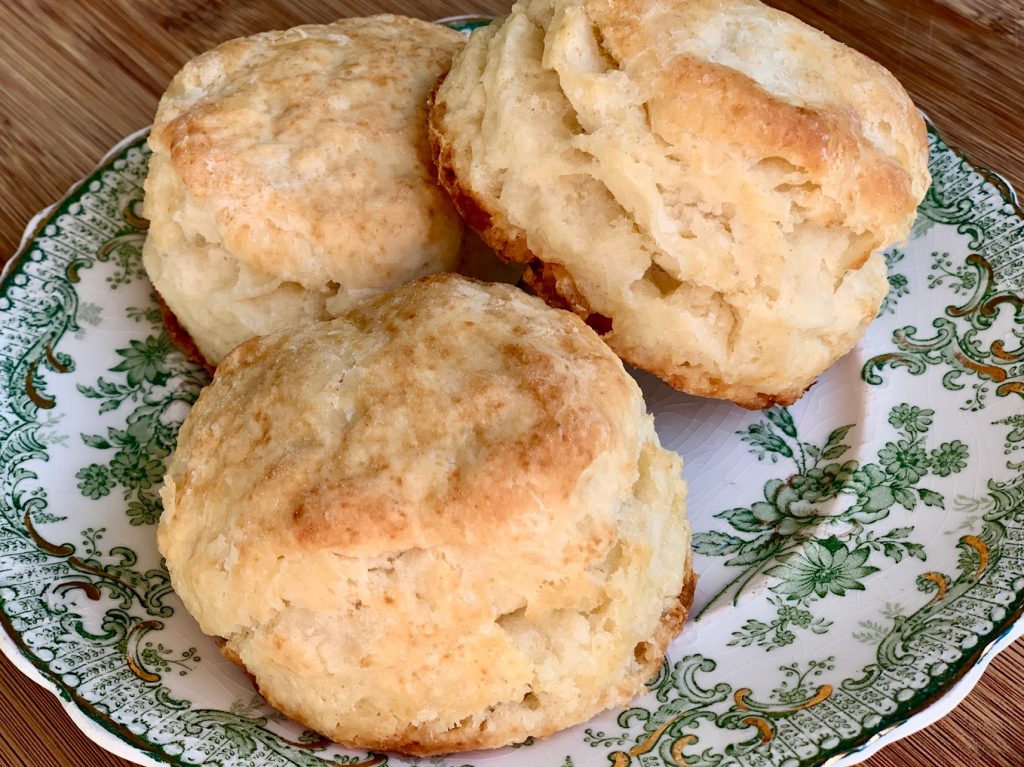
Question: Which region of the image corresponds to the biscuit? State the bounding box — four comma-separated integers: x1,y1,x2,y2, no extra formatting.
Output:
430,0,930,407
158,274,693,754
143,16,465,365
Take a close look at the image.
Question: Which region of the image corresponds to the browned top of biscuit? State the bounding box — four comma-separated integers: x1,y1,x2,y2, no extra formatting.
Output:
162,274,643,561
149,15,465,285
588,0,928,237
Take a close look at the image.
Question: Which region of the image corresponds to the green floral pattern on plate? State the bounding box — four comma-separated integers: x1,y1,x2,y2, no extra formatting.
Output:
1,89,1023,767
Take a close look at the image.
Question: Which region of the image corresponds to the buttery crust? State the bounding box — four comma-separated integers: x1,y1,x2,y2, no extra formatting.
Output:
143,16,465,364
430,0,930,408
217,565,698,754
159,274,693,754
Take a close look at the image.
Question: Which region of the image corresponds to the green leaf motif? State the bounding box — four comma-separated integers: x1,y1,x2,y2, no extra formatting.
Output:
739,419,794,462
693,531,746,557
694,401,958,644
139,643,201,677
725,537,783,567
904,542,926,560
80,433,111,450
766,407,798,439
716,507,764,533
825,424,853,449
893,486,917,511
821,444,850,460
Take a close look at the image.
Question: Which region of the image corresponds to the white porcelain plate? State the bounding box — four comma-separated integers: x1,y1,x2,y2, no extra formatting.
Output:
3,17,1024,767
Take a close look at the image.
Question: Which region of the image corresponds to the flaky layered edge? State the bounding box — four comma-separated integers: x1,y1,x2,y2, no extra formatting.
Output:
428,80,805,409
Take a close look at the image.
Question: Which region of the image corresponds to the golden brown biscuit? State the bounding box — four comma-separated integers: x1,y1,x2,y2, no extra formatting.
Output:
158,274,692,755
143,16,465,365
430,0,930,408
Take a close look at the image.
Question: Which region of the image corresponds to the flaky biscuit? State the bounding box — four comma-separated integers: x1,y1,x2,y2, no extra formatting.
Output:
143,16,465,365
430,0,930,407
158,274,693,754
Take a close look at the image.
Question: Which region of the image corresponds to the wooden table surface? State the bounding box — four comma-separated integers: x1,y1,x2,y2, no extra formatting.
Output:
1,1,1022,765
